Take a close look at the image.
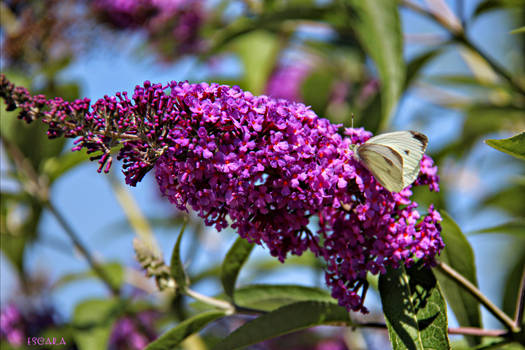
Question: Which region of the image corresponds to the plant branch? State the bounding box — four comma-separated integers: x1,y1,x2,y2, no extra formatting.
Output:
514,265,525,327
437,261,518,332
400,0,525,97
184,288,235,314
44,200,121,296
1,137,120,296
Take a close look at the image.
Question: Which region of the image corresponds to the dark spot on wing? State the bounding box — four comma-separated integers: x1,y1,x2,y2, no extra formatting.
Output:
409,131,428,148
384,157,394,166
404,149,410,155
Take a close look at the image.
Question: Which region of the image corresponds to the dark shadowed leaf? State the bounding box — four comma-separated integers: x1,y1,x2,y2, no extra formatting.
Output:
435,211,482,346
485,132,525,160
379,265,450,350
473,0,525,18
502,250,525,319
221,237,254,300
145,311,226,350
346,0,405,131
72,299,120,350
170,222,189,291
213,301,351,350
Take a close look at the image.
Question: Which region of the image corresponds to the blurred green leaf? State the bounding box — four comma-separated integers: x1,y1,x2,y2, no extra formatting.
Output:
300,68,336,114
233,31,280,94
72,299,120,350
473,0,525,18
235,284,335,311
379,265,450,350
485,132,525,160
510,26,525,34
213,301,351,350
469,220,525,237
170,221,189,291
145,311,226,350
346,0,405,131
221,237,254,300
52,262,125,290
42,151,88,184
436,211,481,346
502,250,525,319
405,48,444,88
482,180,525,217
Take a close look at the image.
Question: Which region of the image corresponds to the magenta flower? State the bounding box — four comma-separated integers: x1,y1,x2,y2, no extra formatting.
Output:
0,74,443,313
109,311,158,350
265,63,312,102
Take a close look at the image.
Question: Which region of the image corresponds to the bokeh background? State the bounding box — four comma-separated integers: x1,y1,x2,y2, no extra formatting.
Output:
1,0,524,349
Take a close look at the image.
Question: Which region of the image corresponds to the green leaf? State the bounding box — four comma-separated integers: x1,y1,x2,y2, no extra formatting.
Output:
502,250,525,319
300,68,336,114
405,48,444,89
221,237,254,300
170,221,189,291
235,284,335,311
145,311,226,350
346,0,405,131
510,26,525,34
72,299,120,350
379,265,450,350
53,262,125,290
485,132,525,160
473,0,525,18
469,220,525,237
435,211,481,346
233,31,280,94
42,151,88,184
213,301,351,350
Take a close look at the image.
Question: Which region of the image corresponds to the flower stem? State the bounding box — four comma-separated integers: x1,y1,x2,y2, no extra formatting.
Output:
514,266,525,327
436,261,518,332
44,200,121,296
184,288,235,314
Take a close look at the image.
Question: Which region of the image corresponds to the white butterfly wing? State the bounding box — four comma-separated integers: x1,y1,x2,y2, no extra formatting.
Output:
359,131,428,191
357,143,404,192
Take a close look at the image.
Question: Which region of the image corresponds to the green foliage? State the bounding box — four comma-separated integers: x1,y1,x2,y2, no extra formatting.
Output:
213,301,351,350
345,0,405,131
485,132,525,160
379,265,450,350
170,221,189,292
53,262,125,290
72,299,120,350
221,237,255,300
436,212,482,346
145,311,226,350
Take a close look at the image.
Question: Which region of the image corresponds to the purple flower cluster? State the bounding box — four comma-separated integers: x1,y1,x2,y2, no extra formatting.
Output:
92,0,204,56
0,303,56,346
109,311,158,350
0,75,443,313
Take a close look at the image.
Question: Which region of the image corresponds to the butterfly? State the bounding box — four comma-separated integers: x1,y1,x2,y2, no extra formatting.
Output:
350,130,429,192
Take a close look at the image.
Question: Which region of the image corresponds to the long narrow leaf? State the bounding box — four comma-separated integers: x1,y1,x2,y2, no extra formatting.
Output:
145,311,226,350
213,301,351,350
221,237,254,300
